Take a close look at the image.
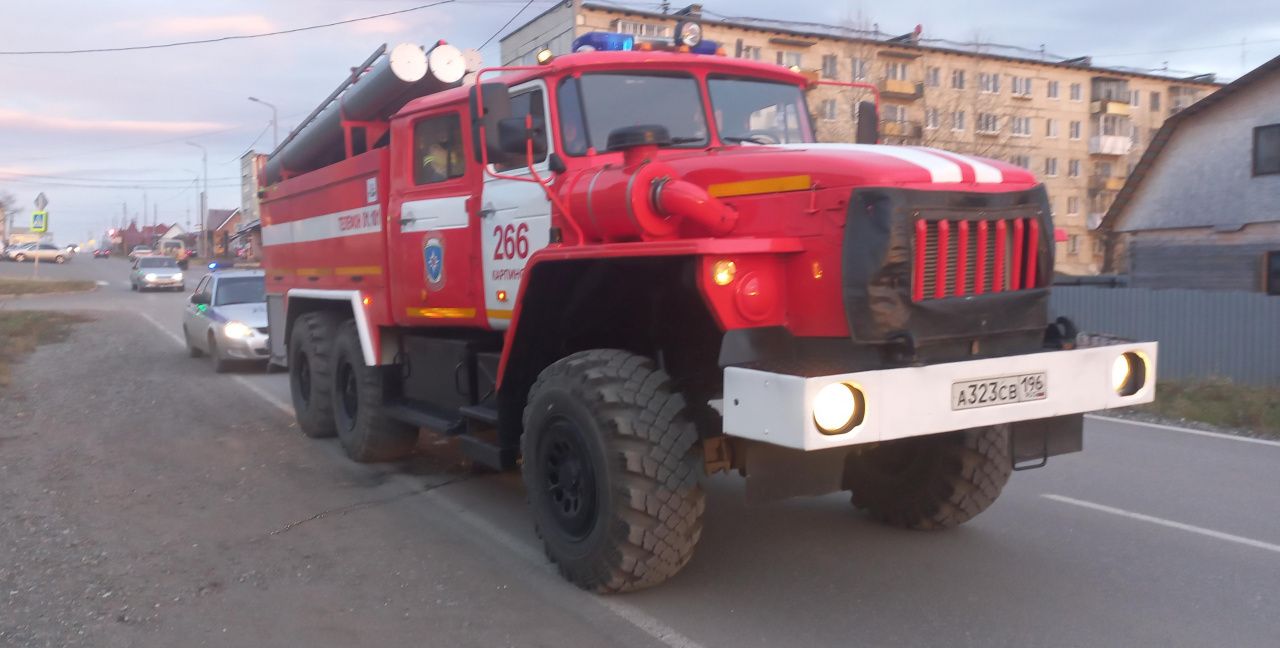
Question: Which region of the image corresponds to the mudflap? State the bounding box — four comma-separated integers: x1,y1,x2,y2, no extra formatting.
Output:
1009,414,1084,470
741,441,849,503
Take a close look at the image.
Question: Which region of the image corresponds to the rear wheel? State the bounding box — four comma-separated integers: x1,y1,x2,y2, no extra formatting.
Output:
288,312,341,439
843,426,1012,530
521,349,705,593
331,321,417,462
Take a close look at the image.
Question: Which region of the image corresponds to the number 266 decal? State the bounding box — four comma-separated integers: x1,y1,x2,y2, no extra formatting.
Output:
492,222,530,260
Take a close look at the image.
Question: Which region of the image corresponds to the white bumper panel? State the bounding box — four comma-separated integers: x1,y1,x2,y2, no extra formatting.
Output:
722,342,1157,451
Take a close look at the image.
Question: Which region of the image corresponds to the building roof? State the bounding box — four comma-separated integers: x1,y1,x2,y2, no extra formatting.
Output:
1101,54,1280,232
549,2,1224,87
212,208,239,232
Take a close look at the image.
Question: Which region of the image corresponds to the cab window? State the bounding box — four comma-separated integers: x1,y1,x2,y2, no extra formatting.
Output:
494,88,548,172
413,113,466,185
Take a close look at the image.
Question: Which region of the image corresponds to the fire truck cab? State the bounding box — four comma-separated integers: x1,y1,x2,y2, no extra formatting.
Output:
261,30,1156,593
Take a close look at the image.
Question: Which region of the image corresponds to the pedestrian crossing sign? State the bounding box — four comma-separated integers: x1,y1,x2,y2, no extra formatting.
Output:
31,210,48,233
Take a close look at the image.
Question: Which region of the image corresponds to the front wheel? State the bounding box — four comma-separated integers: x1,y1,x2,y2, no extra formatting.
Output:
843,426,1012,530
521,349,705,593
13,254,25,262
330,320,417,462
54,255,65,264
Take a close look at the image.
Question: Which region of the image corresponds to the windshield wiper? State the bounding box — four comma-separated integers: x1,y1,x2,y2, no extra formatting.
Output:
721,135,772,145
667,137,705,145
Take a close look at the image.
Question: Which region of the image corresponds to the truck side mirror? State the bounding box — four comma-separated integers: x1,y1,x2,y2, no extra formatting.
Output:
497,116,547,157
469,82,513,164
855,101,879,145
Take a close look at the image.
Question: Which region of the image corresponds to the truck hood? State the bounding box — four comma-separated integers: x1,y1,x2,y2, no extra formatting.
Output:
661,143,1039,193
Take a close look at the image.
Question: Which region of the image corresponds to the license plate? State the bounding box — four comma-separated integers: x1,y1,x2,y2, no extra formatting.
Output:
951,372,1047,410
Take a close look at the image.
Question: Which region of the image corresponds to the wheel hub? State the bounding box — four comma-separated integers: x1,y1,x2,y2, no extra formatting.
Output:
338,362,358,423
542,419,596,539
296,354,312,403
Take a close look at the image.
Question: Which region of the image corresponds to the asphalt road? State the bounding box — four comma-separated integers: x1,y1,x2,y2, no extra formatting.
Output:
3,256,1279,647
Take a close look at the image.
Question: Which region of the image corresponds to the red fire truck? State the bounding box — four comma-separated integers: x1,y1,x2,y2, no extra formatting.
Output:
260,29,1156,592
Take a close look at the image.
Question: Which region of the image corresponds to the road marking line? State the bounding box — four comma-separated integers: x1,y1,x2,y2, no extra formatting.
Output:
137,312,295,417
1086,414,1280,449
1043,494,1280,555
141,310,703,648
95,280,109,286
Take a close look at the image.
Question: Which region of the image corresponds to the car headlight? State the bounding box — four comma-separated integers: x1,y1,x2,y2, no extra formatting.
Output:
173,272,183,281
813,382,865,435
144,273,157,281
223,321,254,339
1112,352,1147,396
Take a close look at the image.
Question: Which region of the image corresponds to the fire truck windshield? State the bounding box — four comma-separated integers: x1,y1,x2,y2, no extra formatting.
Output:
707,76,814,145
557,73,709,155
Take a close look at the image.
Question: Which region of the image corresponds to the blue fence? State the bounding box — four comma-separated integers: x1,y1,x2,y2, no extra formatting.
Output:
1050,287,1280,386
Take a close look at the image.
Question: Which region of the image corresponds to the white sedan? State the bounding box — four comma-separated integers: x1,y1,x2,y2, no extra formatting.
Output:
182,269,269,372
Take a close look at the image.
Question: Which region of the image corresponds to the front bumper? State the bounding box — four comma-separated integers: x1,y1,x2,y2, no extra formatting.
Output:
142,276,184,288
721,341,1157,451
217,329,270,359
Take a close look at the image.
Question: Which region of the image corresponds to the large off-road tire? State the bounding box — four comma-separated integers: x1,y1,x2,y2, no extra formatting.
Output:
521,349,705,593
331,321,418,462
288,311,341,439
843,426,1012,530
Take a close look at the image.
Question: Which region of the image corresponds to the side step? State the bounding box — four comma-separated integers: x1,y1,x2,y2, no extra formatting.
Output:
458,404,518,471
384,401,464,436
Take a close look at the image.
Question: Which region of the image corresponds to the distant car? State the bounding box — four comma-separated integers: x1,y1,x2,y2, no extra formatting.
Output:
128,245,154,261
182,270,269,372
8,243,69,263
93,248,112,259
130,256,185,292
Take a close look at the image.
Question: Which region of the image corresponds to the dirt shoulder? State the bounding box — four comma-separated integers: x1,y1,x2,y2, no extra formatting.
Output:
0,310,89,389
0,277,97,297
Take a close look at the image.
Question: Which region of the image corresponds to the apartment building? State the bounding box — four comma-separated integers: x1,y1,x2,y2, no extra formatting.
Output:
501,1,1220,275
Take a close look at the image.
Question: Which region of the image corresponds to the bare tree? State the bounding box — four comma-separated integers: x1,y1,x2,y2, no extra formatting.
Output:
0,189,22,243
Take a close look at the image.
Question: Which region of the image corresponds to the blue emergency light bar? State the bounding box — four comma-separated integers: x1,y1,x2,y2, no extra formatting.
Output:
571,30,720,55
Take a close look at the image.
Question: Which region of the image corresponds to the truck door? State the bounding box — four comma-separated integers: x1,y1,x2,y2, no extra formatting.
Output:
479,81,553,330
389,110,481,325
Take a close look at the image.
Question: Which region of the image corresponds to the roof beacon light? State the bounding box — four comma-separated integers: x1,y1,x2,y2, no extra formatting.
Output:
675,21,703,47
572,32,635,53
535,48,554,64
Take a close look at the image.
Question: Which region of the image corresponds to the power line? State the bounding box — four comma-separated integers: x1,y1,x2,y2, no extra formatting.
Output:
480,0,537,49
0,1,456,55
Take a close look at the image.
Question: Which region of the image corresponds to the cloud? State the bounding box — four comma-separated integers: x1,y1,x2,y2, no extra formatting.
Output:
349,16,411,35
146,14,276,37
0,109,228,134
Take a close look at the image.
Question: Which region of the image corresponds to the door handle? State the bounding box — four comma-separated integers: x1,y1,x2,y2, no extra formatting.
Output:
479,207,496,219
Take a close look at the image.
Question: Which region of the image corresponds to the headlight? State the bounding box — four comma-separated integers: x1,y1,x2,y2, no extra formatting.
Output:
173,272,183,281
144,273,157,281
813,382,865,435
676,21,702,47
1112,352,1147,396
223,321,254,339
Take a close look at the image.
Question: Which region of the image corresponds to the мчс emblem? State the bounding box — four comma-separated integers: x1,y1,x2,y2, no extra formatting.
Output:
424,237,445,287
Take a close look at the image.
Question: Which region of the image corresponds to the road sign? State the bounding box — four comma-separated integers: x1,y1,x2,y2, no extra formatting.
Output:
34,192,48,210
31,210,48,233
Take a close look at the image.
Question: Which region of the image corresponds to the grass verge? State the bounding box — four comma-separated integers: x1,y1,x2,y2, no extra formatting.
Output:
0,311,89,388
1134,380,1280,440
0,277,97,296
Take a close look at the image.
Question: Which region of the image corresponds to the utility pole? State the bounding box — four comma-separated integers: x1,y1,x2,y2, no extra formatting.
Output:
248,97,280,150
186,141,208,259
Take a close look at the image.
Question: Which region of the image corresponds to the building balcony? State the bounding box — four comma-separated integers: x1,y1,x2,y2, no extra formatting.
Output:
1089,175,1127,192
1090,99,1132,116
879,79,923,100
881,120,923,139
1089,135,1132,156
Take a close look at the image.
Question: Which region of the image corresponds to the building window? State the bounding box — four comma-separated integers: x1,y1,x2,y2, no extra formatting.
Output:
1253,124,1280,176
977,112,999,133
1265,251,1280,295
777,51,803,68
1010,154,1030,168
926,66,941,87
1068,235,1080,255
979,72,1000,93
951,69,965,89
925,108,940,129
820,99,837,121
883,104,907,123
1069,120,1082,140
1046,118,1059,138
1069,82,1082,101
1011,75,1032,96
614,20,671,39
1047,80,1060,99
1045,157,1059,176
851,57,868,81
1068,159,1081,177
1150,91,1161,112
740,44,762,60
952,110,966,131
821,54,838,79
886,61,909,81
1067,196,1079,214
1131,127,1141,148
1011,116,1031,137
1130,90,1141,107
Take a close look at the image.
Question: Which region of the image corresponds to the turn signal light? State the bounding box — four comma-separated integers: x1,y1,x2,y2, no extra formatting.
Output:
712,259,736,286
813,382,865,435
1112,352,1147,396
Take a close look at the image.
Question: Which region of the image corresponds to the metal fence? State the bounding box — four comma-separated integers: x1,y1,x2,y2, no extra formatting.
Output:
1050,286,1280,386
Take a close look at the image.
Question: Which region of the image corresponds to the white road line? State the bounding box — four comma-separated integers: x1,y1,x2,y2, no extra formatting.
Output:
136,310,703,648
95,280,109,286
1086,414,1280,449
137,312,295,417
1043,494,1280,555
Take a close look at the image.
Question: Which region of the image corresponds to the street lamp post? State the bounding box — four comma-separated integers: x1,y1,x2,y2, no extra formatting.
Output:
186,141,208,259
248,96,279,150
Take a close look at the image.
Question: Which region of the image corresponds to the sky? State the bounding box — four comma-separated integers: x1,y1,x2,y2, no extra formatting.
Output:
1,0,1277,244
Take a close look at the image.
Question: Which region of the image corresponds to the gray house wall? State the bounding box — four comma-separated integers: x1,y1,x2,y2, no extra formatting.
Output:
1117,73,1280,233
500,1,575,66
